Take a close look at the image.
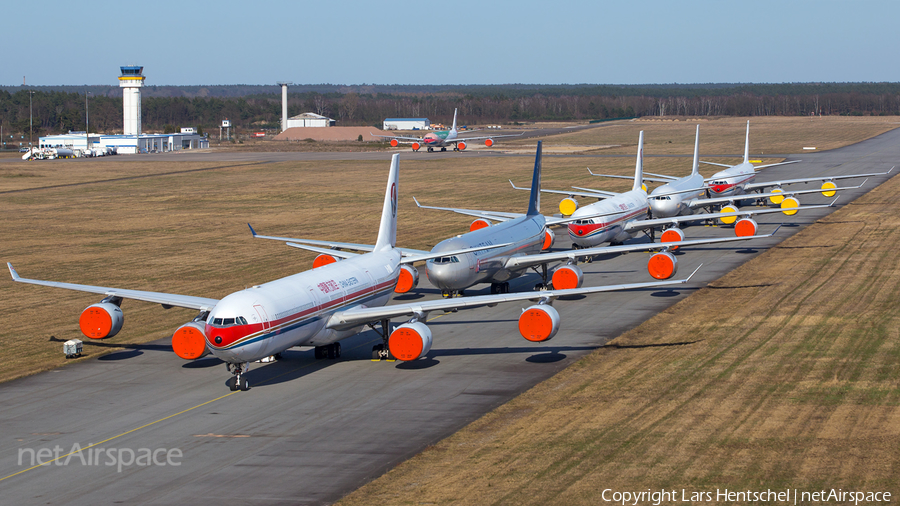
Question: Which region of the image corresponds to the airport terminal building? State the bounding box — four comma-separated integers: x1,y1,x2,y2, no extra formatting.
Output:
39,128,208,154
383,118,430,130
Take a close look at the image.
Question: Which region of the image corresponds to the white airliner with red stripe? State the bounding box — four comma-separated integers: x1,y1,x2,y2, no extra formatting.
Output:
8,154,701,391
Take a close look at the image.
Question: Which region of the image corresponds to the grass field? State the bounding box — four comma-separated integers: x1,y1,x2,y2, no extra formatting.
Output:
337,131,900,503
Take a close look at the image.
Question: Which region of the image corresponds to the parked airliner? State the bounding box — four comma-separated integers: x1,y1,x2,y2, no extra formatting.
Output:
372,108,522,152
9,154,700,390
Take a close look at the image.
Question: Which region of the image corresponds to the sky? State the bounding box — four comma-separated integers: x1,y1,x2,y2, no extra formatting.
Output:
3,0,899,87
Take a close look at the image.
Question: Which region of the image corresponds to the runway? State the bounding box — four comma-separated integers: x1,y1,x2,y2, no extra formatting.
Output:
0,128,897,505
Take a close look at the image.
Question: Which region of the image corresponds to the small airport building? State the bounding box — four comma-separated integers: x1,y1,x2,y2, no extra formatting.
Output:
40,128,209,154
383,118,430,130
286,113,335,128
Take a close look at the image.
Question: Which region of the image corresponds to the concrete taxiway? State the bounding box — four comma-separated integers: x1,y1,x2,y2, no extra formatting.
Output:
0,128,897,505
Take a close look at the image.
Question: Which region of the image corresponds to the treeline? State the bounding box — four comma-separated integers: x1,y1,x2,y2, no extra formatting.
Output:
2,83,900,137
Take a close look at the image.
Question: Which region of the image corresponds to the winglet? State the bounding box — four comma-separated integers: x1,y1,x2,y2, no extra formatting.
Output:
859,178,869,188
526,141,543,216
248,223,258,237
888,166,895,174
8,262,20,281
830,196,841,206
770,224,783,236
587,168,596,176
685,264,702,282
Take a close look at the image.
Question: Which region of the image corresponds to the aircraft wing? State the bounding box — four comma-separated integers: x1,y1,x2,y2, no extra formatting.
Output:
685,181,866,209
284,241,511,264
325,266,701,329
509,180,617,198
588,168,674,183
370,132,425,143
413,197,524,222
249,224,431,257
624,199,838,232
503,230,778,270
699,160,734,168
744,167,893,191
7,263,218,311
750,160,801,170
452,132,525,142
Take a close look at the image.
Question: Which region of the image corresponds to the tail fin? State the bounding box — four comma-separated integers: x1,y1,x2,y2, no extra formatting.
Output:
691,125,700,176
743,120,750,164
374,154,400,251
632,131,645,192
525,141,543,216
451,108,458,132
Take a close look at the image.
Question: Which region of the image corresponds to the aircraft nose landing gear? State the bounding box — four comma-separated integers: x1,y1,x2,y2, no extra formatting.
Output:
226,362,251,391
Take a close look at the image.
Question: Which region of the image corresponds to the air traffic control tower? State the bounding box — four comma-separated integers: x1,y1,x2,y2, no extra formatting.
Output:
118,66,145,136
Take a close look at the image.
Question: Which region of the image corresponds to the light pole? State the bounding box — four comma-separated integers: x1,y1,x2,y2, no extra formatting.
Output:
85,90,92,150
29,90,34,149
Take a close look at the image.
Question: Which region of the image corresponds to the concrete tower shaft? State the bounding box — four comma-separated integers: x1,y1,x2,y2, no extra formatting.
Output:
119,66,145,136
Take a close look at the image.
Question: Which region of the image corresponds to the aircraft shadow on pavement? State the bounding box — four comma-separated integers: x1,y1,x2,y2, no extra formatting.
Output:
430,344,598,359
396,357,440,370
182,357,224,368
604,339,703,349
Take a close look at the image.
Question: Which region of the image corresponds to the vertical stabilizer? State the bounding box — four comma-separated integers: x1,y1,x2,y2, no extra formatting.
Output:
450,108,458,133
632,131,645,192
374,154,400,251
743,120,750,164
526,141,543,216
691,125,700,176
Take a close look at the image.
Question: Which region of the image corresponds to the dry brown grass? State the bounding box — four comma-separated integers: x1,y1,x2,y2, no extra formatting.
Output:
337,153,900,505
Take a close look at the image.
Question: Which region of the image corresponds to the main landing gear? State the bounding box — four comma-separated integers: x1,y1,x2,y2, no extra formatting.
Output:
314,342,341,359
226,362,251,391
490,282,510,294
441,289,466,298
369,318,395,360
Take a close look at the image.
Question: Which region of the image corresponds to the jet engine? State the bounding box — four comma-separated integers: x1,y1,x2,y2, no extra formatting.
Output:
719,204,739,224
470,218,492,231
79,302,124,339
542,228,556,250
388,322,433,361
172,321,210,360
781,196,800,216
518,304,560,342
551,264,583,290
313,254,338,269
412,142,421,152
559,197,579,216
647,251,678,280
390,139,399,147
457,141,467,151
395,264,419,293
769,187,785,204
484,138,494,147
821,181,837,197
734,217,758,237
660,227,685,250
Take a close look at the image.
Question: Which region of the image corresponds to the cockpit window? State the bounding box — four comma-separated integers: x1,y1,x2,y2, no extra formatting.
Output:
433,256,460,264
210,316,248,327
574,219,594,225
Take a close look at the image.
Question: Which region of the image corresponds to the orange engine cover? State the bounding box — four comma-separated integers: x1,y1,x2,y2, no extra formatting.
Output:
734,217,758,237
172,321,209,360
470,218,491,231
484,138,494,147
411,142,421,151
388,322,433,361
313,254,338,269
552,264,584,290
390,139,399,147
395,264,419,293
518,305,560,342
79,302,124,339
647,251,678,280
660,227,685,250
542,228,556,250
458,141,467,151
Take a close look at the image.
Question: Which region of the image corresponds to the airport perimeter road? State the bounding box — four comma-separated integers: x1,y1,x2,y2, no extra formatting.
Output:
0,129,898,505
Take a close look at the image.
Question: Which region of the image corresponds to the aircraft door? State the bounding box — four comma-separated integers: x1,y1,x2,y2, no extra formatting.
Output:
253,304,270,330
